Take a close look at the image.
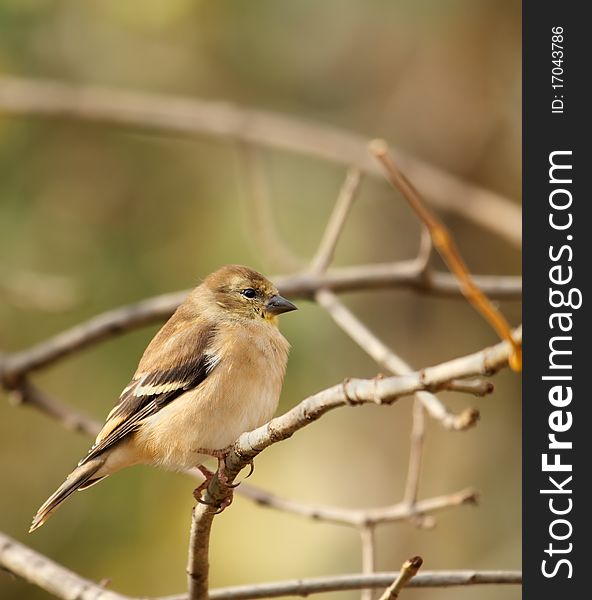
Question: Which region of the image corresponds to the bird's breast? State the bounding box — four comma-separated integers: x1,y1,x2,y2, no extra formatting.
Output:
135,322,290,470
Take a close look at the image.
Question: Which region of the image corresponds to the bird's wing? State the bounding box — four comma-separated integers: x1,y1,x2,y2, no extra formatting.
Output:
78,322,219,465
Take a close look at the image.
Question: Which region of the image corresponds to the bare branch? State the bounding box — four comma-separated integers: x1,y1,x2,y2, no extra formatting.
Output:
237,483,477,527
0,531,521,600
0,76,520,246
231,328,519,465
315,288,476,430
0,267,521,382
378,557,423,600
187,504,215,600
370,139,522,371
359,526,376,600
6,378,101,437
171,571,523,600
414,227,433,273
0,290,185,383
310,168,362,274
0,532,133,600
403,399,425,511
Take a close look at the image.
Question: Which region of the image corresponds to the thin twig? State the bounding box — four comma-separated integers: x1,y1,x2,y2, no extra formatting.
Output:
315,288,476,430
403,399,425,510
414,227,433,273
310,168,362,274
187,503,216,600
231,329,520,464
0,290,185,383
6,379,101,437
0,76,521,246
360,526,377,600
378,557,423,600
370,139,522,371
177,571,523,600
236,483,477,527
0,267,521,382
0,532,133,600
0,532,521,600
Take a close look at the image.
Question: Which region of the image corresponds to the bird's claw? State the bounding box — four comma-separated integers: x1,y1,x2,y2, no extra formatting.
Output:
193,454,236,513
195,483,234,513
213,495,234,514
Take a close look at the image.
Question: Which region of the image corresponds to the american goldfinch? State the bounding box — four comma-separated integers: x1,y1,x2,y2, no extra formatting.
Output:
30,265,297,532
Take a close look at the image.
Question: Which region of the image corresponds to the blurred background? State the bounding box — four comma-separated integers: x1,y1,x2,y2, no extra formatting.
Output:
0,1,521,600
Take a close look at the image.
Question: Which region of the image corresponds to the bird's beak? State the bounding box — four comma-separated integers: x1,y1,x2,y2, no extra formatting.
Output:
265,294,298,316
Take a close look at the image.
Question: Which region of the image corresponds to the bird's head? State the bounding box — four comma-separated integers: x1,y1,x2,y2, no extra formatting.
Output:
201,265,297,323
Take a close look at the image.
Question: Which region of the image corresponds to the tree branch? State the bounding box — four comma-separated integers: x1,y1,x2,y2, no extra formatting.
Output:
0,267,521,382
5,378,101,437
237,483,477,527
359,526,376,600
0,532,133,600
377,557,423,600
182,571,523,600
310,168,362,274
315,288,477,430
187,505,215,600
233,328,519,464
403,398,426,512
0,531,521,600
370,139,521,371
0,76,520,246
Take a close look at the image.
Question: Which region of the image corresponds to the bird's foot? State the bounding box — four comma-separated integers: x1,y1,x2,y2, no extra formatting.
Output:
196,492,234,513
192,465,214,501
193,449,237,513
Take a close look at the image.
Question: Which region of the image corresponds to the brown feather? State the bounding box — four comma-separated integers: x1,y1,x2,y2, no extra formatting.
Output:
29,457,105,532
79,323,218,466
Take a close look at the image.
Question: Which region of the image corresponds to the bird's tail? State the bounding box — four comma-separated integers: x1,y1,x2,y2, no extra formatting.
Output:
29,457,106,533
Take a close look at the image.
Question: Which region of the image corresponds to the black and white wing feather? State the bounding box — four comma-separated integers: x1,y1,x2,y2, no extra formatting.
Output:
79,322,219,465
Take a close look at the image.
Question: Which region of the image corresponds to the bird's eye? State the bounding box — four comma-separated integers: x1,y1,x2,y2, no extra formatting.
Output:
241,288,257,299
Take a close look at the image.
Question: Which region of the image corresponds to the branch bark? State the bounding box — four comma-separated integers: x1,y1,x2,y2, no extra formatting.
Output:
310,168,362,274
188,571,522,600
0,531,521,600
6,378,101,437
0,266,521,382
237,483,477,527
315,288,478,430
359,526,377,600
0,532,133,600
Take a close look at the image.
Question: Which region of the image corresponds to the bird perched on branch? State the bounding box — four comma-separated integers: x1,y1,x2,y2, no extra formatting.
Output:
30,265,297,532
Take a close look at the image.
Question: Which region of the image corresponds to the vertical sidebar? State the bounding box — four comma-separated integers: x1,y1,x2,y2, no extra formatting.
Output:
523,4,590,597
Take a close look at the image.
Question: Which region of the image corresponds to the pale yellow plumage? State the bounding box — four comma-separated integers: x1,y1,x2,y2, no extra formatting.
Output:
30,265,296,532
135,318,290,470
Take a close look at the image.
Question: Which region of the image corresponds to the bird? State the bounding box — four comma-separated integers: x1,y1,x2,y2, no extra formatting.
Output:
29,265,297,532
